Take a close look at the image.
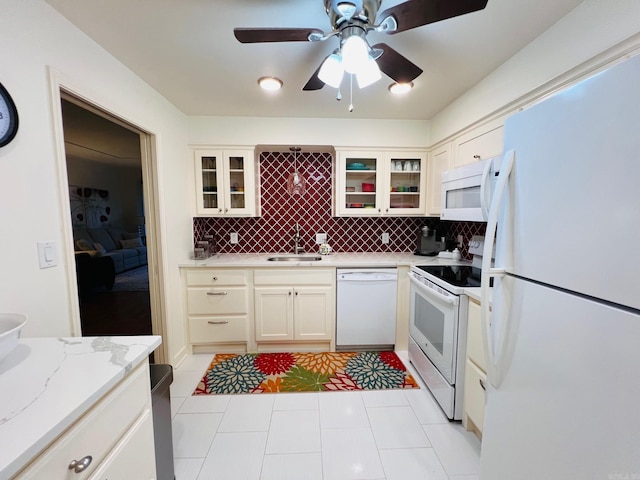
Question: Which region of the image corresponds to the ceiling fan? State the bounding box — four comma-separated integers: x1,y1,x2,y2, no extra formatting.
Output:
234,0,489,91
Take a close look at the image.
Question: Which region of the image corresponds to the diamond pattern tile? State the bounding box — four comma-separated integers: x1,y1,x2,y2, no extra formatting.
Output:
193,151,485,255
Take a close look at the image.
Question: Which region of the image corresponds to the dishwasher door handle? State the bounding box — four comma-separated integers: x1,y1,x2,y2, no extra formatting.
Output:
338,272,397,282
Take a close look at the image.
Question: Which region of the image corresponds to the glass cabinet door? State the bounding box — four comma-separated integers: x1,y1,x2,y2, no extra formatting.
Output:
225,154,247,211
384,152,427,215
338,151,383,215
197,152,223,214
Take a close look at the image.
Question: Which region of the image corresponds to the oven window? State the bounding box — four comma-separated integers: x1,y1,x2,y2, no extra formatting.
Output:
415,294,445,354
445,185,481,208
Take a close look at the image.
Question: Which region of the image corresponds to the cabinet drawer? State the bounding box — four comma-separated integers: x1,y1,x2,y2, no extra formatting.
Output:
88,410,156,480
254,268,334,286
466,299,487,371
16,363,150,479
187,287,248,315
464,359,487,434
189,316,248,343
186,269,248,286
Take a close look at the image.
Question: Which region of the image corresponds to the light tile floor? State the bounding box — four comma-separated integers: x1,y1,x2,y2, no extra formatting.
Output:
170,352,481,480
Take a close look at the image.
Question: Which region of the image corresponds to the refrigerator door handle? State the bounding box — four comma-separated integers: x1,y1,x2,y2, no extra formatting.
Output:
481,149,515,388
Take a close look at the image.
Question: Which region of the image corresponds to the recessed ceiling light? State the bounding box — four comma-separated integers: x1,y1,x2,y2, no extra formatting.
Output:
388,82,414,95
258,77,283,91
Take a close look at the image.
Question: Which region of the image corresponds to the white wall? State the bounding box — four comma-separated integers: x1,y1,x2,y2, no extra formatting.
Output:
0,0,190,364
188,117,430,149
429,0,640,144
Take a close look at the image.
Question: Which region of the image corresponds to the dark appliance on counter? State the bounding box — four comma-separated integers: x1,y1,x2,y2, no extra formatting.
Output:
415,225,445,256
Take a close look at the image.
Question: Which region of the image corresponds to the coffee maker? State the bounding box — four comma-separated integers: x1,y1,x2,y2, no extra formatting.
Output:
415,225,445,256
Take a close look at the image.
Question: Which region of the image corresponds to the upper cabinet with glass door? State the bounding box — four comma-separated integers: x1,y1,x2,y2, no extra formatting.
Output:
335,149,427,216
384,152,427,215
335,151,384,216
193,148,259,216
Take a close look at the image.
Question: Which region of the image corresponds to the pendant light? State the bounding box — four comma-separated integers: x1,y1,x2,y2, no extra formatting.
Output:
287,146,306,195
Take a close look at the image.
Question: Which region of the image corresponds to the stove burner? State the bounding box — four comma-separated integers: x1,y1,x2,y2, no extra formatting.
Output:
415,265,483,288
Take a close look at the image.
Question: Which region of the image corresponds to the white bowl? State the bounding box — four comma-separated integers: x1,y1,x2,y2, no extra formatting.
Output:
0,314,28,362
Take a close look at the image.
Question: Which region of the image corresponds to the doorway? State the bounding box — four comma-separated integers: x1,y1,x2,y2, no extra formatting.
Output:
61,97,153,336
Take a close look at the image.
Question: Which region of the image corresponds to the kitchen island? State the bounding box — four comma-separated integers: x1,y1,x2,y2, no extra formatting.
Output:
0,335,161,479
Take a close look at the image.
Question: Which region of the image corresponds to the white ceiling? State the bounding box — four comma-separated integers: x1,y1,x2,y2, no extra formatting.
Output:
46,0,583,121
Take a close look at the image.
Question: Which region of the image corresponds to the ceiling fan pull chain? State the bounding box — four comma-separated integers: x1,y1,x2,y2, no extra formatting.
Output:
349,74,354,112
336,86,342,101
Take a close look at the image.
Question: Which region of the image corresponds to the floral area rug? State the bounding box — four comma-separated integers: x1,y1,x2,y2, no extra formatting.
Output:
193,351,419,395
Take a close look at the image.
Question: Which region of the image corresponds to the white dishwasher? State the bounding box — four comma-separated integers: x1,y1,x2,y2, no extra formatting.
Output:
336,268,398,350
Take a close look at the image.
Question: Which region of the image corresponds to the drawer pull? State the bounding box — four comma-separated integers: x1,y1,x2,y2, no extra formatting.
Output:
68,455,92,473
479,378,486,391
208,320,229,325
207,291,228,296
212,276,218,281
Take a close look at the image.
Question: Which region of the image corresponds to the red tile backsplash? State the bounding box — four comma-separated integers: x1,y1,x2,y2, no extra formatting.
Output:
193,151,486,256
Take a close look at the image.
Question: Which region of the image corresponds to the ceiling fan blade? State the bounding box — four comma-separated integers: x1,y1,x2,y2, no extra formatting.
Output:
378,0,488,34
372,43,423,84
302,60,327,91
234,27,324,43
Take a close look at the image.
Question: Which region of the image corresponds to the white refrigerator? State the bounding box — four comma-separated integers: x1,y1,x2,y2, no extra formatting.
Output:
480,53,640,479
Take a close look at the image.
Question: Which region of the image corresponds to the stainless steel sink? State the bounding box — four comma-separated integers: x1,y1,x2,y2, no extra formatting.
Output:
267,256,322,262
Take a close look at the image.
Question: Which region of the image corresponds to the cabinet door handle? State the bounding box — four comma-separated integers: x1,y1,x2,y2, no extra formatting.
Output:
212,276,218,281
68,455,92,473
218,208,222,213
207,291,228,296
479,378,486,391
225,208,229,213
295,291,298,296
288,291,292,295
208,320,229,325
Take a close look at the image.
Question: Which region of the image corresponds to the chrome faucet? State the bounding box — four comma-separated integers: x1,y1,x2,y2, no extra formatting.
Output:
293,222,305,254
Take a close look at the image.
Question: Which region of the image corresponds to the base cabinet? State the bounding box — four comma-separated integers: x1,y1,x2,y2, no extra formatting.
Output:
184,268,252,352
15,362,155,479
463,297,488,438
254,268,335,351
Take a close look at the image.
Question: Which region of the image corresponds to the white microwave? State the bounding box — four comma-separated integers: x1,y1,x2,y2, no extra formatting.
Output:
441,156,501,222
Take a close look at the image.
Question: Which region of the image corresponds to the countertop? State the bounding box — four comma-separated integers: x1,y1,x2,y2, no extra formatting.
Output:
180,252,471,268
0,335,161,479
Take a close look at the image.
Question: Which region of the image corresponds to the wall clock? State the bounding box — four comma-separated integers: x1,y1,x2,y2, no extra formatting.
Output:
0,82,19,147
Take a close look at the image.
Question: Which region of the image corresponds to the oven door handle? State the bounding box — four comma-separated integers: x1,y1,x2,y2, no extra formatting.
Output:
409,274,459,306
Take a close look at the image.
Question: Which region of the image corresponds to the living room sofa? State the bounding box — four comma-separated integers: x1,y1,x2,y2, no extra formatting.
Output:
73,226,147,274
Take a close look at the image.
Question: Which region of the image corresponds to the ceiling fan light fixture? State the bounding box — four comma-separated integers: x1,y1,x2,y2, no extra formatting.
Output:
258,76,283,91
318,53,344,88
388,82,414,94
341,32,369,74
356,57,381,88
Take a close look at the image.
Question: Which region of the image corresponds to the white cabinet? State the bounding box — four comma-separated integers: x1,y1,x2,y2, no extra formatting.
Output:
335,149,427,216
184,268,252,352
463,297,488,439
15,362,155,479
193,148,259,216
254,268,335,351
427,143,451,216
452,123,504,168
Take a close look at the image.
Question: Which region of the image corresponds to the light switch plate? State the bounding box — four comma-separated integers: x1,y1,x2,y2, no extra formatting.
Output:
37,241,57,269
229,232,239,244
381,233,390,244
